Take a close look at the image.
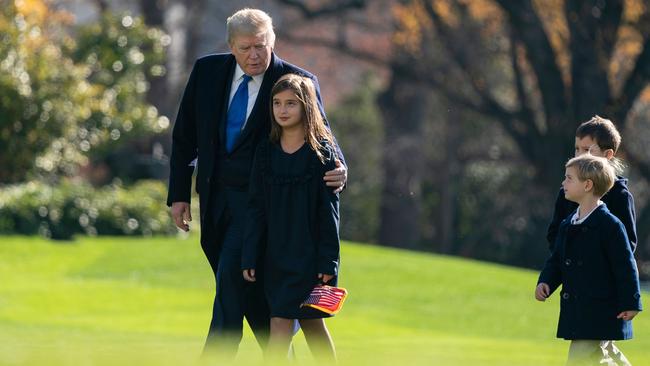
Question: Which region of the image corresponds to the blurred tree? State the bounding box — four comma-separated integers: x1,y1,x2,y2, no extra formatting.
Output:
389,0,650,263
0,0,168,184
273,0,650,266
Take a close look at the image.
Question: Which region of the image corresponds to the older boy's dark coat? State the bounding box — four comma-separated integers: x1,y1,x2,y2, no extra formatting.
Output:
539,204,642,340
546,177,637,252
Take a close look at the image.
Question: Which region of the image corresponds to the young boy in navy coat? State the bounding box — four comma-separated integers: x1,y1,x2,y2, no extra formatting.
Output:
546,116,637,253
536,154,642,365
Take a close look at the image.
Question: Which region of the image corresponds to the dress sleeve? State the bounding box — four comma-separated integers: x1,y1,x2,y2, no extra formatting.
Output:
242,144,267,270
316,146,341,276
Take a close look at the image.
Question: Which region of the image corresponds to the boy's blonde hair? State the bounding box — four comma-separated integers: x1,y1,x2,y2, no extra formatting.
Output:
269,74,334,163
566,154,616,197
226,8,276,48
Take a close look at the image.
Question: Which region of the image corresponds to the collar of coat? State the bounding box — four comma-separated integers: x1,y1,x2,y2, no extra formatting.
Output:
559,203,610,230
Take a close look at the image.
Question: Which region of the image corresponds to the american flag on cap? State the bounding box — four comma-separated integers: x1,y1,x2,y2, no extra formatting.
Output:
301,285,348,315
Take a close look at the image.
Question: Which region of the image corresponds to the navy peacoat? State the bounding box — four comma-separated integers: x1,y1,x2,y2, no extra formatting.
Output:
538,204,642,340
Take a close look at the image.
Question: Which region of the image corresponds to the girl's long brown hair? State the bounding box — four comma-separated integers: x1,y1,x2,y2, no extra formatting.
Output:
269,74,334,163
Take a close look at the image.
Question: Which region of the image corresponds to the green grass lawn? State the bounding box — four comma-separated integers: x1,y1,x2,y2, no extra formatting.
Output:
0,235,648,365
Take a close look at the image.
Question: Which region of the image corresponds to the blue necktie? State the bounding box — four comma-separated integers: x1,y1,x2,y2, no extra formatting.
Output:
225,74,252,153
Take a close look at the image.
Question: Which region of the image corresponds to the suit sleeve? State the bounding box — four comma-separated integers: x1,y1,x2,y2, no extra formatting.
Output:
607,189,638,253
166,61,199,206
605,220,642,312
316,148,341,276
546,188,569,251
242,145,267,270
311,75,346,168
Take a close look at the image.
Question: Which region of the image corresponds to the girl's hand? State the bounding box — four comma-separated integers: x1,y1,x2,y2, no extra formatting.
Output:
243,269,256,282
318,273,334,284
535,283,550,301
617,310,639,321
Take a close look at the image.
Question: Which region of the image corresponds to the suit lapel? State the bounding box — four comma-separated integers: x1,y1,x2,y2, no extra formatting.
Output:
211,56,236,147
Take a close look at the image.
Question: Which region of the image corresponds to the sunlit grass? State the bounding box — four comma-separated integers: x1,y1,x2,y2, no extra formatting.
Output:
1,235,648,365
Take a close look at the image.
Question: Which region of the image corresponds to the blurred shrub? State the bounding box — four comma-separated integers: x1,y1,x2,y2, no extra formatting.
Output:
0,180,176,239
328,73,384,243
0,1,169,183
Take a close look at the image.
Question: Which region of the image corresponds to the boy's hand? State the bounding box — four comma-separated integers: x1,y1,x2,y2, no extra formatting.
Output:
318,273,334,284
243,269,256,282
535,283,551,301
617,310,639,321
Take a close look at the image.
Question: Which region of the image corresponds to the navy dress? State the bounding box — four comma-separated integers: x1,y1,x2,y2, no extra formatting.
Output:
243,139,340,319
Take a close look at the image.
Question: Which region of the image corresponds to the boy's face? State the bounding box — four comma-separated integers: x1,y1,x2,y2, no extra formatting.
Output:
574,135,614,159
562,166,591,203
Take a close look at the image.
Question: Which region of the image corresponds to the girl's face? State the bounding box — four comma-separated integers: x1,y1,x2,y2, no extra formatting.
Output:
272,89,304,130
562,166,590,203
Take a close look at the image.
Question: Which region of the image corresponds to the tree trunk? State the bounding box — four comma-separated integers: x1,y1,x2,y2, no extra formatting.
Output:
377,65,428,249
438,106,461,254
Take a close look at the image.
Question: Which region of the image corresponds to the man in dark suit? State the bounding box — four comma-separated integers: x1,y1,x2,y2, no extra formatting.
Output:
166,8,347,356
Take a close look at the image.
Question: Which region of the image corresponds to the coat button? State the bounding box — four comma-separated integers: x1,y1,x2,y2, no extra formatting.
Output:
565,259,572,266
634,293,641,299
562,293,570,300
207,177,210,183
581,227,588,233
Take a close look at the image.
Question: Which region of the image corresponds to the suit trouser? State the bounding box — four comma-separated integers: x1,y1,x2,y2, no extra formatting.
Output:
203,187,270,356
566,340,631,366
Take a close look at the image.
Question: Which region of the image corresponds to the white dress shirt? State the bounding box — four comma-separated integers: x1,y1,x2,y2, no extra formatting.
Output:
188,65,263,168
228,64,264,130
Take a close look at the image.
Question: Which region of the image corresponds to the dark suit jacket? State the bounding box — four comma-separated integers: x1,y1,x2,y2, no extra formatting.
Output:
538,204,642,340
166,52,344,267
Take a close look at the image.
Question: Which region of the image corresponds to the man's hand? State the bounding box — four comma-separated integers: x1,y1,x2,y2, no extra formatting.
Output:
318,273,334,284
171,202,191,232
324,159,347,194
535,283,550,301
243,269,256,282
617,310,639,321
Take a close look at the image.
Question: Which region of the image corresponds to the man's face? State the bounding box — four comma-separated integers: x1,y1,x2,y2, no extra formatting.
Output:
229,33,272,76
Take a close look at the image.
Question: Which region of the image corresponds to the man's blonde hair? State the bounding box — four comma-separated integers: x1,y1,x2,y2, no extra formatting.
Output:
566,154,616,197
226,8,275,48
